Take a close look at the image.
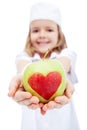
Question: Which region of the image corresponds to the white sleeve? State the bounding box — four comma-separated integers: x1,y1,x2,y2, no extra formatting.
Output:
58,48,78,84
15,51,32,64
15,51,33,75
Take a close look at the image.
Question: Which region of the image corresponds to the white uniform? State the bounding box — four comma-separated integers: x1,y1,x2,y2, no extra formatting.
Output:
16,48,80,130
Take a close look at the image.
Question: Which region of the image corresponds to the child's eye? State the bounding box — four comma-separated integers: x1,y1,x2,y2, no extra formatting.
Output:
47,29,53,32
32,30,39,33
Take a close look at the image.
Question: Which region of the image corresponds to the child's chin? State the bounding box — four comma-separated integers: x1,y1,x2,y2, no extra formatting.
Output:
39,49,48,54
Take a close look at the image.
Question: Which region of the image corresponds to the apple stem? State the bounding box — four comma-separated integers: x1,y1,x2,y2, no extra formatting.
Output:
43,49,50,59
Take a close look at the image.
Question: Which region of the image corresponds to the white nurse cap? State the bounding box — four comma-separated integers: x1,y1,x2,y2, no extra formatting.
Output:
30,2,61,26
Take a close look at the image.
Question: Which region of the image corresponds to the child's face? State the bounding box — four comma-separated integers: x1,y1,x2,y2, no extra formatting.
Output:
30,20,59,55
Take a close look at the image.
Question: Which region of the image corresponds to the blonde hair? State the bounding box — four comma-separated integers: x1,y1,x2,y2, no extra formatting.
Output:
24,25,67,57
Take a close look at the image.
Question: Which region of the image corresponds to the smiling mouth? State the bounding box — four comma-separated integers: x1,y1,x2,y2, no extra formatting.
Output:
37,41,49,45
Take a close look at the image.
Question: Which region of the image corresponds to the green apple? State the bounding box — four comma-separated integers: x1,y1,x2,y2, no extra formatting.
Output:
22,59,66,103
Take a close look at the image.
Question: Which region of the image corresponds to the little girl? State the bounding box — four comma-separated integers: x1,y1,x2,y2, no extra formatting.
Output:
8,2,80,130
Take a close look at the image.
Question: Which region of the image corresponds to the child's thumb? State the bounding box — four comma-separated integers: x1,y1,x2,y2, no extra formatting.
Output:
8,79,21,97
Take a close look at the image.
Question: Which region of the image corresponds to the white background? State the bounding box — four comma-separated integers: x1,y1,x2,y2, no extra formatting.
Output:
0,0,87,130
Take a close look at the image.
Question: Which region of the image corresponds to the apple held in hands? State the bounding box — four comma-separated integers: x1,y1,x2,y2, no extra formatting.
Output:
22,59,66,103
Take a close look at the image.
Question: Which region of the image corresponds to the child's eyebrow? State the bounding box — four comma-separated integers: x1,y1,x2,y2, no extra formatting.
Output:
30,27,39,30
45,26,55,29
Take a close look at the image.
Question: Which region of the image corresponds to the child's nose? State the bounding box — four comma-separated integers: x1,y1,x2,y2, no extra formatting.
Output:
39,30,46,38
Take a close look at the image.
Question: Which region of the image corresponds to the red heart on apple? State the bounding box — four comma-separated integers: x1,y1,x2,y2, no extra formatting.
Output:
22,59,66,103
28,72,62,100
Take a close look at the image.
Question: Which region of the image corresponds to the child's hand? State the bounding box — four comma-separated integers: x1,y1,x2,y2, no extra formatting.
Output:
40,80,75,115
8,75,40,109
